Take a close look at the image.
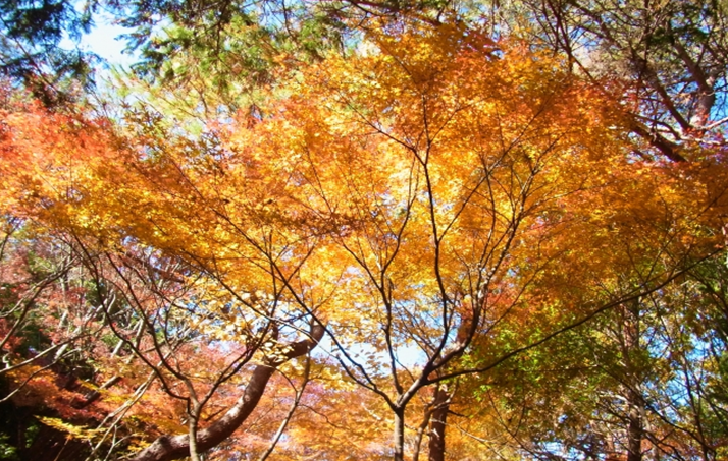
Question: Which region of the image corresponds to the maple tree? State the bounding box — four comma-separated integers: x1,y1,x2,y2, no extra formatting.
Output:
461,262,728,460
2,4,728,461
245,20,725,461
1,90,333,460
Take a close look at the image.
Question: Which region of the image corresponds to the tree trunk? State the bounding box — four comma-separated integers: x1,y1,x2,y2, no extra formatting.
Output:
626,393,643,461
427,388,449,461
623,301,643,461
128,325,324,461
393,408,406,461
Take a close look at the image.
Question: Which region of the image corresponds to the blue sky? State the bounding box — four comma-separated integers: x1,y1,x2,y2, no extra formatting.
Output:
73,13,137,66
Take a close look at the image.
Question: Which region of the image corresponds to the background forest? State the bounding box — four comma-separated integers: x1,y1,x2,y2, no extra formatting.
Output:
1,1,728,460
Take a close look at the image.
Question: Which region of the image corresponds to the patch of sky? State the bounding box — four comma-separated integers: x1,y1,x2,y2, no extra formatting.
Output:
316,338,427,373
59,8,138,69
312,315,428,370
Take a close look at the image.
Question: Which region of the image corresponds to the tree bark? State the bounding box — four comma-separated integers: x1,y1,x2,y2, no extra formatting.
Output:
629,120,687,163
623,302,643,461
393,408,406,461
128,325,325,461
626,400,643,461
427,388,449,461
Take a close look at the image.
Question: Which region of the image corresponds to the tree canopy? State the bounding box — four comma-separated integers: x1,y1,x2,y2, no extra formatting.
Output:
1,1,728,461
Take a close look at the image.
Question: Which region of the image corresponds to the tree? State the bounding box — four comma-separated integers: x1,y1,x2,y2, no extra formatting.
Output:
0,0,101,105
479,0,728,163
266,20,726,461
2,10,728,461
1,90,334,460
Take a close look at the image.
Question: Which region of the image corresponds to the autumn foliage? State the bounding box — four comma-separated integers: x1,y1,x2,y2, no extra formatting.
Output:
1,13,727,461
